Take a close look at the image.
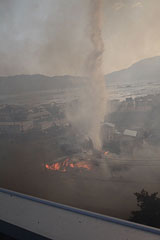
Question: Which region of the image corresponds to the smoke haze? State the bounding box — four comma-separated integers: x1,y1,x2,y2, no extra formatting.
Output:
1,0,160,223
0,0,160,76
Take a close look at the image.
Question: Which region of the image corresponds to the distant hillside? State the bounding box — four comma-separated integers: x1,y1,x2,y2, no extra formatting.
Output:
105,56,160,85
0,56,160,95
0,74,85,95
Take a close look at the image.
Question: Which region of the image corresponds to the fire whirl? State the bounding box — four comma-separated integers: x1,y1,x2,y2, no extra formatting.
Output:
45,158,91,172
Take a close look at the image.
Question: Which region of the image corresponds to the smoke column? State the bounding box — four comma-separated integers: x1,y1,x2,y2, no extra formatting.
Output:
86,0,106,149
66,0,106,150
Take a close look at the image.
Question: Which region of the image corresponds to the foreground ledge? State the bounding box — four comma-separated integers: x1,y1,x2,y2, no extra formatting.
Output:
0,188,160,240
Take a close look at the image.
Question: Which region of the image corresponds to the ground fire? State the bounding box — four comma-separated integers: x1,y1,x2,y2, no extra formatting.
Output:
45,158,92,172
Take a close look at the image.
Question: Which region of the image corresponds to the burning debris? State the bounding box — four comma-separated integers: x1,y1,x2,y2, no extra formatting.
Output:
45,158,92,172
44,150,113,174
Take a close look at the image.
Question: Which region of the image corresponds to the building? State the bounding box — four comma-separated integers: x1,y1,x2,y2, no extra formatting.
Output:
135,98,152,112
28,109,51,121
40,121,53,131
123,129,137,138
0,121,33,134
121,129,138,154
0,122,20,134
21,121,33,132
102,122,115,142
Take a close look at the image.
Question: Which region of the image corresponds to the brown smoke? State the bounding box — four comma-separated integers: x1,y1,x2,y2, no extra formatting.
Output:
86,0,106,149
66,0,107,149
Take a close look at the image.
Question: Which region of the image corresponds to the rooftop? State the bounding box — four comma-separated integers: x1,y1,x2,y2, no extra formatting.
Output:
123,129,137,137
103,122,115,128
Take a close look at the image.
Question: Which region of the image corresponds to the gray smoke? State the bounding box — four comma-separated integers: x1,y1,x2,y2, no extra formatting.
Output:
1,1,160,76
86,0,106,149
66,0,107,150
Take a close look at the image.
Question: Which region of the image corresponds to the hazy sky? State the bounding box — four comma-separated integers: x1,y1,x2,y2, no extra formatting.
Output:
0,0,160,76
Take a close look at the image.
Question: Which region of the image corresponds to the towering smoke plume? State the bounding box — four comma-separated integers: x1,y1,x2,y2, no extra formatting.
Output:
86,0,106,149
66,0,106,150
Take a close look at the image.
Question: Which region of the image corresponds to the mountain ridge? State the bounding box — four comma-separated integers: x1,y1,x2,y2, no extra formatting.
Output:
0,56,160,95
105,56,160,84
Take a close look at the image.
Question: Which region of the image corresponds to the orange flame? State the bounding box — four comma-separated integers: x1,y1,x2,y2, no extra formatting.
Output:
45,158,91,172
75,161,91,170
